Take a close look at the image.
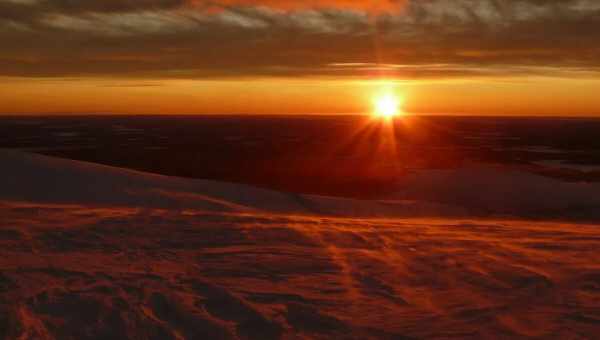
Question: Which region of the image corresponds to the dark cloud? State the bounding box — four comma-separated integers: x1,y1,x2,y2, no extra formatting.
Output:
1,0,599,78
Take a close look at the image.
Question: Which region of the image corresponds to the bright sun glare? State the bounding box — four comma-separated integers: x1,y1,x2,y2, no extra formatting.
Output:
373,93,402,119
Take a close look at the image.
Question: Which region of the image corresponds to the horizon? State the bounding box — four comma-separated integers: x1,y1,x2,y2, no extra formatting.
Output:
5,113,600,119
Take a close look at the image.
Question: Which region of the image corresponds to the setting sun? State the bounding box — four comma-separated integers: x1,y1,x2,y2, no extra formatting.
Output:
373,93,402,119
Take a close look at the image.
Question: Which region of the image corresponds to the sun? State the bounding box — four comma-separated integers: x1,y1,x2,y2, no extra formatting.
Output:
373,93,402,119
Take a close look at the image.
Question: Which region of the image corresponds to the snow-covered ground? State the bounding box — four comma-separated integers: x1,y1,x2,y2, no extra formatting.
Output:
0,150,599,339
3,150,600,221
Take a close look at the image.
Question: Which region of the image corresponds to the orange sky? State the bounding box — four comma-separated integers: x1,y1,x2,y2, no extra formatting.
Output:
2,77,600,116
2,0,600,116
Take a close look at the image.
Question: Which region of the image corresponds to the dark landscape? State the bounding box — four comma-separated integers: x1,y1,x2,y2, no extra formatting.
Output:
3,115,600,198
1,116,600,339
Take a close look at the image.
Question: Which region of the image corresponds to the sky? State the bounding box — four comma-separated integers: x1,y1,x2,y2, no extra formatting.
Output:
1,0,600,116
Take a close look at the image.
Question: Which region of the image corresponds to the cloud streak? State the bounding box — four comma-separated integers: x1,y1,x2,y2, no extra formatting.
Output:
1,0,600,78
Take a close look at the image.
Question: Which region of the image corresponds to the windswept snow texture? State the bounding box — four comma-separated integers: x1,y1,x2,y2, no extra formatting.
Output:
1,151,599,339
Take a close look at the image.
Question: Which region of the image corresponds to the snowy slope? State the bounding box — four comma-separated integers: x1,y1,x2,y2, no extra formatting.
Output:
2,150,600,221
